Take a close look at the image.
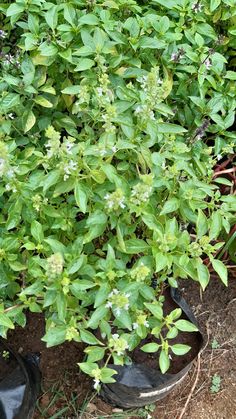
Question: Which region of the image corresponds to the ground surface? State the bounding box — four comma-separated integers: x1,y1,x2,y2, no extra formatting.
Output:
6,277,236,419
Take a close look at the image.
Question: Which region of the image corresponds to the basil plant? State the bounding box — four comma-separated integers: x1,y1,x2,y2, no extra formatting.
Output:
0,0,235,387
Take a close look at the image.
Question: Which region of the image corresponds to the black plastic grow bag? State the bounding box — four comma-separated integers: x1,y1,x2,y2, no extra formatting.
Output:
100,287,203,408
0,339,41,419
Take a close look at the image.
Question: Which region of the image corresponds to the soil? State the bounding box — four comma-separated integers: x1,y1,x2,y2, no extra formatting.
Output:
3,276,236,419
0,343,17,381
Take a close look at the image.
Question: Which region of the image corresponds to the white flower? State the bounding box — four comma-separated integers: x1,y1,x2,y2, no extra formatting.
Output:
133,322,138,330
217,154,222,161
144,320,149,327
192,2,203,12
105,301,113,308
111,146,117,153
93,379,100,390
115,308,121,316
5,184,11,191
135,105,143,115
0,30,7,39
63,160,77,180
124,303,129,311
8,113,15,119
97,87,103,97
157,78,163,85
112,334,119,340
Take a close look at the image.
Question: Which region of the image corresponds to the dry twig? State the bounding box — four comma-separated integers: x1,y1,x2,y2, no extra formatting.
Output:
177,354,201,419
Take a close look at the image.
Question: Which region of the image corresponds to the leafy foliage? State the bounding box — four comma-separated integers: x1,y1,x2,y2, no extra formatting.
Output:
0,0,235,387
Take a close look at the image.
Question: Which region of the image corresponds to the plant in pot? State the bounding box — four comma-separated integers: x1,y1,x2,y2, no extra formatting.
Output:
0,0,236,410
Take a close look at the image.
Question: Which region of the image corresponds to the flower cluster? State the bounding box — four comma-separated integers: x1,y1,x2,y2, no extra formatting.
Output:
130,183,152,205
130,263,151,282
104,189,126,212
108,334,129,356
105,289,130,316
46,253,64,280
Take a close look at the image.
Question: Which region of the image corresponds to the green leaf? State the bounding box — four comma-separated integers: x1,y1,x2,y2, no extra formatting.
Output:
87,305,109,329
45,6,58,30
124,239,149,254
94,284,110,308
159,350,170,374
196,261,210,291
74,183,88,214
62,86,81,94
209,211,222,240
75,59,95,71
160,198,179,215
42,326,67,347
144,302,163,320
31,220,44,243
196,209,208,238
34,96,53,108
0,314,15,329
155,252,168,272
80,330,103,345
100,367,117,383
139,36,165,49
85,346,106,362
141,343,159,353
7,3,24,16
210,0,221,12
224,71,236,80
79,14,99,26
211,259,228,286
22,109,36,133
70,280,95,296
171,344,191,356
175,320,198,332
157,123,187,134
78,362,98,376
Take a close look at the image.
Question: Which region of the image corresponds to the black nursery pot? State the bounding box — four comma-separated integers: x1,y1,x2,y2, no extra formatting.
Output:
100,287,203,408
0,339,41,419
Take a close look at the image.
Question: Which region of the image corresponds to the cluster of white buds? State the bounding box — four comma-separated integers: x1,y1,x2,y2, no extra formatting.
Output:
108,334,129,356
132,314,149,330
46,253,64,279
32,195,48,212
192,1,203,12
0,30,7,39
130,183,152,205
63,160,77,180
104,189,126,212
105,289,130,316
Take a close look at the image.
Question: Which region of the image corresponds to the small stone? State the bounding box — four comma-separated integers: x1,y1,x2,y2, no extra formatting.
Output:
112,408,123,413
86,402,97,413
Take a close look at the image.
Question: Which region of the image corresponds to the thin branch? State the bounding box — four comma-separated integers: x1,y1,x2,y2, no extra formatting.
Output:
177,354,201,419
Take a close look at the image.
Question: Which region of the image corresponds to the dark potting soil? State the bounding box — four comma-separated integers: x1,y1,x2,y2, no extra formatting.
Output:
0,345,18,381
131,287,201,374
